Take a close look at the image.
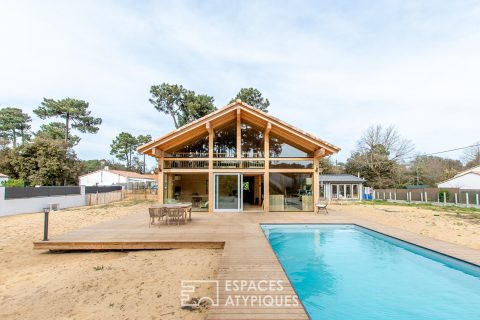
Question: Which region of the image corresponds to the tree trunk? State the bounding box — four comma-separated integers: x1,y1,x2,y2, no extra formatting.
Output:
171,112,178,129
12,129,17,148
65,114,70,145
143,154,146,174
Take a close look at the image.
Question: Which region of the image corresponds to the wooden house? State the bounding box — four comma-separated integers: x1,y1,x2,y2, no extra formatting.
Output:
138,100,340,212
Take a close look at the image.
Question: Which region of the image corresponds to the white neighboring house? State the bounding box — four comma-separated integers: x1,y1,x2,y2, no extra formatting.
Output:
320,174,366,200
437,165,480,190
0,173,9,185
79,167,156,186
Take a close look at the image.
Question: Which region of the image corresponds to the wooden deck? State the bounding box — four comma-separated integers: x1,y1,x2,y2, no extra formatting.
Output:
33,209,480,320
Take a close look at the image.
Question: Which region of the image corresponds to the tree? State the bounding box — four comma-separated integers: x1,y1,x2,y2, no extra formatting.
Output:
319,157,344,174
36,122,81,147
0,107,32,147
463,142,480,168
149,83,216,128
110,132,139,169
33,98,102,145
80,159,129,174
177,93,216,126
345,125,414,189
357,125,414,161
136,134,152,174
230,88,270,112
410,155,463,186
0,137,83,186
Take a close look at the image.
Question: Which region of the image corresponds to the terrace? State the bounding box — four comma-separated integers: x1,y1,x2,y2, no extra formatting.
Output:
34,208,480,320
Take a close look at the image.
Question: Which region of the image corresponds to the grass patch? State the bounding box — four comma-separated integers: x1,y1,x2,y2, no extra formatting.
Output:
358,200,480,219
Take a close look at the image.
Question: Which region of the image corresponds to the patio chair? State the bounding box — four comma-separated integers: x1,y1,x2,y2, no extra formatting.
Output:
316,201,329,214
148,208,166,227
166,208,185,226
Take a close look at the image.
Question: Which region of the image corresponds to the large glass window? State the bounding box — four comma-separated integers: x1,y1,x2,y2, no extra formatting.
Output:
241,123,264,158
353,184,359,199
269,134,312,157
214,174,241,211
269,173,313,211
214,122,236,158
269,160,313,169
332,185,338,198
164,173,208,211
166,135,209,158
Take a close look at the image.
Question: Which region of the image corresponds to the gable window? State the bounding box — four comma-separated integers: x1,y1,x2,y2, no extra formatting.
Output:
214,122,236,158
241,122,264,158
269,134,312,158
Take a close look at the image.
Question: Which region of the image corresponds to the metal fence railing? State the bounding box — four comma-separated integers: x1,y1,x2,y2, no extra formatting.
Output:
4,186,81,200
85,186,123,194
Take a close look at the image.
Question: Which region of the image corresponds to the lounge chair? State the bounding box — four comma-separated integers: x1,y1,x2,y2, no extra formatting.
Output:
316,201,329,214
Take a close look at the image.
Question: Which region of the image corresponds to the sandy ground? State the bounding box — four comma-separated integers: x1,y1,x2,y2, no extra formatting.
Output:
1,200,479,320
0,200,221,320
337,203,480,250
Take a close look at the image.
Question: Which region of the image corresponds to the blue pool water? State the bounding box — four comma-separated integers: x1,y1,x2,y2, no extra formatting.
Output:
262,224,480,320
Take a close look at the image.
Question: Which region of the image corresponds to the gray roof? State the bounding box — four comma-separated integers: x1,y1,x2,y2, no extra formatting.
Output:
320,174,365,183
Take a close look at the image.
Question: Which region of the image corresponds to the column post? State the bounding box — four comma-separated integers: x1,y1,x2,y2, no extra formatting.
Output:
313,157,320,212
207,122,214,213
157,158,164,203
236,107,241,159
264,122,271,212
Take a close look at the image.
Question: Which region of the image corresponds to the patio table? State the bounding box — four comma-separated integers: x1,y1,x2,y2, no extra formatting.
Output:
151,203,192,221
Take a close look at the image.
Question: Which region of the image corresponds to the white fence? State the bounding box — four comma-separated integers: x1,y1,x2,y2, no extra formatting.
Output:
373,188,480,208
0,186,125,217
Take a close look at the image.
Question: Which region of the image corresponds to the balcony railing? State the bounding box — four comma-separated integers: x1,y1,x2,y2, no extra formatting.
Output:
164,159,265,169
164,160,209,169
213,160,265,169
165,152,208,158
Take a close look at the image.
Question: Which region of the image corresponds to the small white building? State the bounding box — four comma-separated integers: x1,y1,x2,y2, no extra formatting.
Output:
320,174,365,201
437,165,480,190
0,173,9,185
79,168,156,186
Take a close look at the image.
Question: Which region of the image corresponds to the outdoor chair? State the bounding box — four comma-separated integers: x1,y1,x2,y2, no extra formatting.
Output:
316,201,329,214
166,207,185,226
148,207,166,227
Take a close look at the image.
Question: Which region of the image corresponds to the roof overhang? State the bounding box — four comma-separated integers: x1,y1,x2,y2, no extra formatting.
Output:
138,100,341,157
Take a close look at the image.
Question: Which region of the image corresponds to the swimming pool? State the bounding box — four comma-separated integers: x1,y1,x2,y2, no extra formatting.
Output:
262,224,480,320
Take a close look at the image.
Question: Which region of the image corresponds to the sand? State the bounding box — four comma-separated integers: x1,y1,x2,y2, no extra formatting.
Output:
0,200,221,320
337,203,480,250
1,200,479,320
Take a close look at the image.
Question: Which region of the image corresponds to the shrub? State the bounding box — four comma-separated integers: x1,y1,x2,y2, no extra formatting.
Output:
1,178,25,187
438,190,450,202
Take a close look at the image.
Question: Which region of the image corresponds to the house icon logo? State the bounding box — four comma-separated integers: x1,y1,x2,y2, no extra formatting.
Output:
180,280,220,308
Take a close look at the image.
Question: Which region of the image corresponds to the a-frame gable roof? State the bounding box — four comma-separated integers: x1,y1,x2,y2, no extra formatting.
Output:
138,100,340,157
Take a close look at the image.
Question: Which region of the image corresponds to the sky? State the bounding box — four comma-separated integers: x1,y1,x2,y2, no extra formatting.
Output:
1,0,479,169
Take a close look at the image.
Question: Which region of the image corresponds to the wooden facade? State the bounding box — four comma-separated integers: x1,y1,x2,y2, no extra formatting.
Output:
138,100,340,212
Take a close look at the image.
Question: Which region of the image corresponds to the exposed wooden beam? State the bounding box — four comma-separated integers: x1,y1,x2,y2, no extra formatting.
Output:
157,159,164,203
265,122,272,134
314,148,326,158
236,107,241,159
206,121,213,134
151,148,164,158
208,122,214,213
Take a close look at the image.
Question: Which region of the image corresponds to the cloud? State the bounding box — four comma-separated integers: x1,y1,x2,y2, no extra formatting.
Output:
0,0,479,167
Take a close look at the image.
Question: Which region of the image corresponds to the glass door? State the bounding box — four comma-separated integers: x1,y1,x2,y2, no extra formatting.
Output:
214,173,242,211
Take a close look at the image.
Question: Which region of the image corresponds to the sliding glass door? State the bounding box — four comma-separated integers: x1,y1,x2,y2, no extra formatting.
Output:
214,173,242,211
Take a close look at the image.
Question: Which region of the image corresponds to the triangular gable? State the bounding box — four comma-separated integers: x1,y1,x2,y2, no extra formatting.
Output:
138,100,340,156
